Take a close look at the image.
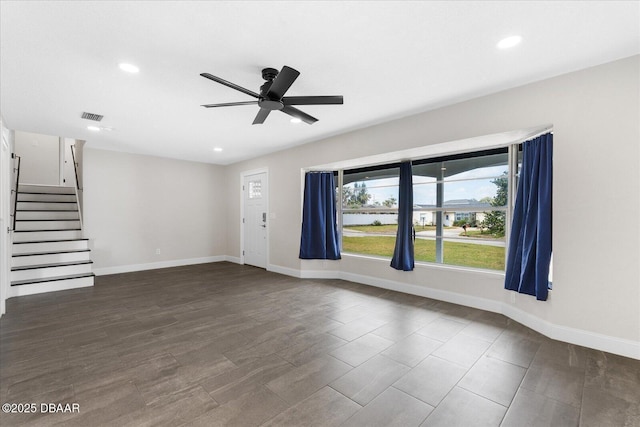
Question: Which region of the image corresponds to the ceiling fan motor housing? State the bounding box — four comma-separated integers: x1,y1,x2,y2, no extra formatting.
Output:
261,68,279,81
258,98,284,111
259,68,285,110
258,80,284,110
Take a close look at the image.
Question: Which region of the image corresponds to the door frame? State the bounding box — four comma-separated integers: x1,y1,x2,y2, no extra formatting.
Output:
0,120,12,316
240,167,269,268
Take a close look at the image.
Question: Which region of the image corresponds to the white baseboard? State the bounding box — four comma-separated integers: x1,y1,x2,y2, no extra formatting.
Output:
93,256,226,276
267,264,340,279
502,304,640,360
268,263,640,360
225,256,242,264
267,263,303,277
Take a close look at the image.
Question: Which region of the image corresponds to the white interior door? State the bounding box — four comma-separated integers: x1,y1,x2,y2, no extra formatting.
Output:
243,172,268,268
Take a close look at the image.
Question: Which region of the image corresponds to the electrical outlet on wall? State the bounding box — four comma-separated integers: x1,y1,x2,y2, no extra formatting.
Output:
156,248,161,255
510,293,516,304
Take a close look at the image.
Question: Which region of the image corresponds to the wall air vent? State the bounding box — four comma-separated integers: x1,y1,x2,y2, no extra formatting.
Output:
81,112,104,122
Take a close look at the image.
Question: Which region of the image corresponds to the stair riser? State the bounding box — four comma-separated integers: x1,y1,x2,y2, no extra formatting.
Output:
18,193,76,202
15,220,81,231
13,230,83,242
10,276,94,297
10,181,92,297
12,240,89,254
16,211,79,220
12,252,91,267
17,202,77,211
11,264,93,282
18,185,76,195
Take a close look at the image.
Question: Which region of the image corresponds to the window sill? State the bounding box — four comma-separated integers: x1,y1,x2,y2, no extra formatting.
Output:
341,252,506,279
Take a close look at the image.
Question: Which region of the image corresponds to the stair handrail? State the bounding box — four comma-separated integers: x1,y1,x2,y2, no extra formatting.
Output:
10,153,21,231
70,144,82,191
70,144,84,229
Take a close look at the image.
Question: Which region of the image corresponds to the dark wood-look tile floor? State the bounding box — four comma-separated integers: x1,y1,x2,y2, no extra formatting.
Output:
1,262,639,426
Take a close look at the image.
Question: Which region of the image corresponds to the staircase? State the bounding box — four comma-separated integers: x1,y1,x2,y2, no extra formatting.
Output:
10,184,94,297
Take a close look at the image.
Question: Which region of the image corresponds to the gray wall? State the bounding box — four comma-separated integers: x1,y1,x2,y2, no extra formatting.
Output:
83,149,227,273
223,55,640,347
14,131,60,185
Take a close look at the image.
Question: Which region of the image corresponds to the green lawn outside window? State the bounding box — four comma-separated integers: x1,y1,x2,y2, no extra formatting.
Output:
342,236,505,271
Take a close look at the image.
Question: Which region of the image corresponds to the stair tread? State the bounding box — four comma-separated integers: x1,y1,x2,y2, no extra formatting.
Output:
18,185,75,188
13,238,89,244
12,249,91,257
14,229,82,232
11,260,93,271
11,272,95,286
16,209,79,212
18,191,75,195
17,200,76,203
16,219,80,222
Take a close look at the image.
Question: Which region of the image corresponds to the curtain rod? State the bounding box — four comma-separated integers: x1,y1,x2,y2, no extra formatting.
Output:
518,126,554,144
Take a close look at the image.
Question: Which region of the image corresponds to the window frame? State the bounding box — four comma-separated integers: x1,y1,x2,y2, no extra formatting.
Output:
336,144,522,272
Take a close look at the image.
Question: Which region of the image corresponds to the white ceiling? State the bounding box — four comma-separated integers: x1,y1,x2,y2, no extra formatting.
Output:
1,1,638,165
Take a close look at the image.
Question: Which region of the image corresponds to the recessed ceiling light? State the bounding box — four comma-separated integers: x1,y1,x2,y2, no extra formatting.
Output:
497,35,522,49
290,118,302,124
87,125,101,132
119,63,139,73
213,147,223,152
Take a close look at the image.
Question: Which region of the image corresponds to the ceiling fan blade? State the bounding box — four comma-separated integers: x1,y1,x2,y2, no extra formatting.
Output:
266,66,300,100
281,106,318,124
200,73,260,98
201,101,258,108
252,108,271,125
282,96,344,105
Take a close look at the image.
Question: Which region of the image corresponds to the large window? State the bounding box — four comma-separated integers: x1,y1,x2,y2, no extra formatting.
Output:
341,165,400,258
339,146,521,271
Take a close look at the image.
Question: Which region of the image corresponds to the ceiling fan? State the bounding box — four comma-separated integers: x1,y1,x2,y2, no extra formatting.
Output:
200,66,343,125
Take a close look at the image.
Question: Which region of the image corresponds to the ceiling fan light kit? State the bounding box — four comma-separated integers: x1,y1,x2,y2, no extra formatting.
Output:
200,65,343,125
